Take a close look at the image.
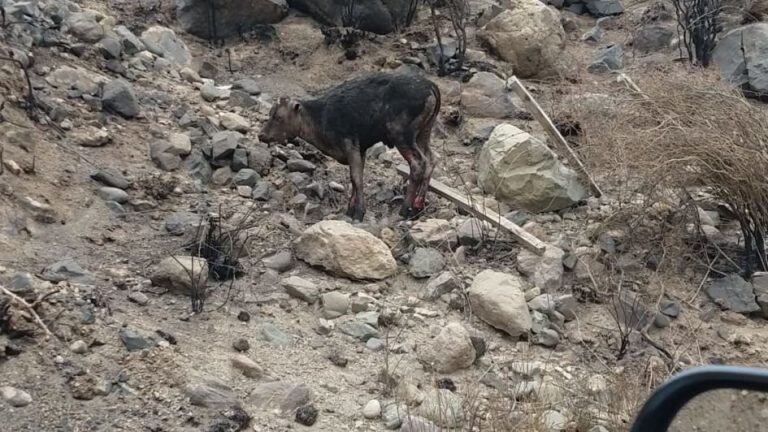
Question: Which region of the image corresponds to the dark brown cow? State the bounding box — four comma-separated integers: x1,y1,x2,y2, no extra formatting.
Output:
259,72,440,221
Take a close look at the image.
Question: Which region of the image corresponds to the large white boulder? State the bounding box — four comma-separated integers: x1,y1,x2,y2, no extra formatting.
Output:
477,124,587,213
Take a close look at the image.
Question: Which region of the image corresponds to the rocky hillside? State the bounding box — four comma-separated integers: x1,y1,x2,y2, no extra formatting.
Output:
2,0,768,431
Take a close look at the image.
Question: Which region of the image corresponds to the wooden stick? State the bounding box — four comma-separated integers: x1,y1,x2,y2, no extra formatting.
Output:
395,164,548,255
506,76,603,198
0,285,53,337
617,73,650,100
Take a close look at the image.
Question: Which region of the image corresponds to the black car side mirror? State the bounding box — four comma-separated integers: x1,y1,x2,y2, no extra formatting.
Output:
630,365,768,431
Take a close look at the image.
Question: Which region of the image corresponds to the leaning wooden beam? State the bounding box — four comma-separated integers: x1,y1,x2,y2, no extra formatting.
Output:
0,285,54,337
395,164,548,255
507,76,603,198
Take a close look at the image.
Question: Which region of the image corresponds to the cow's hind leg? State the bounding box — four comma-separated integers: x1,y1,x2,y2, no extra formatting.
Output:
346,143,366,221
395,142,426,219
413,133,435,215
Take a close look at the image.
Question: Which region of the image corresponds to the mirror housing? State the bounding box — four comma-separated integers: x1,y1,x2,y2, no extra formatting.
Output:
630,365,768,432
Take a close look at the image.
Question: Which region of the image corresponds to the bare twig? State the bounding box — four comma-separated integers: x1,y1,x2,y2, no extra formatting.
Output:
0,285,54,337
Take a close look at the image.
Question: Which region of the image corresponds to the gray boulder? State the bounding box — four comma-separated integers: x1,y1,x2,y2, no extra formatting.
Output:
633,24,674,53
114,26,146,55
584,0,624,17
477,124,587,213
588,44,623,73
67,11,104,43
706,275,760,314
141,26,191,66
468,270,532,338
461,72,524,119
102,79,140,118
176,0,289,39
713,23,768,97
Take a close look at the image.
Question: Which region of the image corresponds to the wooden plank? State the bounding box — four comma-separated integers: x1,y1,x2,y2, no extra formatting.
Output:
395,164,548,255
507,76,603,198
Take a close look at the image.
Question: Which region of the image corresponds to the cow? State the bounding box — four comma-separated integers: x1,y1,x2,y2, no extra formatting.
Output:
258,72,441,221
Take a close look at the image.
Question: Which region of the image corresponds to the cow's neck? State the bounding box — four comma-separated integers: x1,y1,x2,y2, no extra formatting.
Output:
296,99,325,146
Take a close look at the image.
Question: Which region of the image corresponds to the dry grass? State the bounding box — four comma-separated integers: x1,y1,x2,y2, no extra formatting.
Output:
576,67,768,272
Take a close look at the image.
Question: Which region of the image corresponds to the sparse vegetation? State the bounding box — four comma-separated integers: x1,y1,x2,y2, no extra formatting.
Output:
671,0,722,66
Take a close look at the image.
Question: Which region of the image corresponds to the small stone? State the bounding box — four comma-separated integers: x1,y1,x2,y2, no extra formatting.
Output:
233,78,261,95
233,168,260,187
283,276,319,304
418,322,476,373
201,83,230,102
295,404,318,426
237,311,251,322
409,248,445,279
91,169,130,190
102,79,140,118
98,187,129,204
382,403,407,429
220,112,250,132
70,340,88,354
119,328,152,352
541,410,567,431
317,318,335,335
363,399,382,419
236,185,252,197
322,291,350,319
233,338,250,352
128,291,149,306
654,313,671,328
260,322,292,347
168,133,192,156
419,271,460,301
230,354,265,378
418,389,463,427
262,251,293,272
1,386,32,407
366,338,385,351
532,328,560,347
329,181,345,192
338,321,379,341
706,275,759,314
74,127,111,147
660,300,681,318
286,159,316,173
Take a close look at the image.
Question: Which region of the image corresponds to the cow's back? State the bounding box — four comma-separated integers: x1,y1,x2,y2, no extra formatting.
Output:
310,73,436,147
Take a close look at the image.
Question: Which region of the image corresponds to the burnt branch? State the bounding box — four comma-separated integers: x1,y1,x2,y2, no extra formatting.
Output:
671,0,722,66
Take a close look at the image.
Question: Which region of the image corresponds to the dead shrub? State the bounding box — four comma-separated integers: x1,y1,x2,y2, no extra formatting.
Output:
742,0,768,23
578,68,768,275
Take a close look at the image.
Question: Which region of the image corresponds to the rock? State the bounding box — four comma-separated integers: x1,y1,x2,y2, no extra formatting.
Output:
67,11,104,43
40,260,90,283
517,246,565,291
251,181,273,200
176,0,288,39
706,275,759,314
72,127,111,147
400,416,441,432
232,148,249,171
419,271,460,301
584,0,624,16
261,323,292,346
233,78,262,95
168,133,192,156
541,410,567,431
97,187,129,204
338,321,379,341
457,218,490,247
282,276,319,303
20,197,58,224
382,403,407,429
102,79,140,118
478,4,566,78
248,145,273,174
149,141,182,171
713,23,768,98
47,65,106,95
165,211,199,236
469,270,532,338
220,112,251,132
660,300,681,318
317,318,335,335
582,26,604,42
460,71,523,118
478,124,587,212
119,328,153,351
91,169,130,190
212,131,244,161
322,291,350,319
231,354,266,378
366,338,385,351
418,389,463,427
128,291,150,306
409,248,445,279
98,37,122,59
588,44,624,73
150,256,209,294
294,221,397,280
0,386,32,407
198,60,218,79
114,26,145,55
185,379,238,407
70,340,88,354
418,322,476,373
213,166,233,186
286,159,316,173
180,67,202,83
295,404,318,425
633,24,674,53
201,83,231,102
532,328,560,347
140,26,191,66
410,219,458,248
233,168,260,187
262,251,293,272
363,399,382,419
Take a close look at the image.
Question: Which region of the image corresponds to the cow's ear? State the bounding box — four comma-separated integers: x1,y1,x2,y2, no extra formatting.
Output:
292,101,301,111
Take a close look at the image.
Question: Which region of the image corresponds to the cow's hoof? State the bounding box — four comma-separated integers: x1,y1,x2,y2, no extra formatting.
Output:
346,206,365,222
